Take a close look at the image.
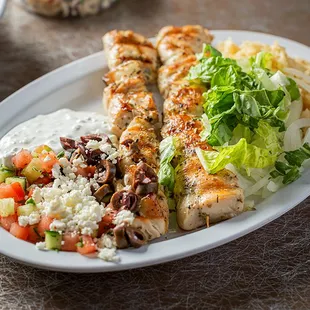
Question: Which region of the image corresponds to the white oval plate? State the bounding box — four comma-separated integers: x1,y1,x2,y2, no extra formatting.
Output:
0,31,310,273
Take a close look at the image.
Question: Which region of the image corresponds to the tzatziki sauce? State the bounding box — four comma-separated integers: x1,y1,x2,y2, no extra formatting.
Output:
0,109,113,164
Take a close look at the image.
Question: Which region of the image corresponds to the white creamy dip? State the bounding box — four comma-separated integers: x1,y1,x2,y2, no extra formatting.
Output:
0,109,112,162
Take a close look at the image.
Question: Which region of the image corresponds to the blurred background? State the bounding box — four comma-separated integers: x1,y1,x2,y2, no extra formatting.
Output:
0,0,309,101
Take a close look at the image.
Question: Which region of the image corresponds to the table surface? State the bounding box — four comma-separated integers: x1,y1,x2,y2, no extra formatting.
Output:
1,1,310,309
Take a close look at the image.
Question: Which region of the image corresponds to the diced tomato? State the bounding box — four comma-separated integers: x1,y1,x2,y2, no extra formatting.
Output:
12,149,33,169
0,214,17,231
76,235,96,255
75,166,96,178
37,215,53,237
10,182,25,201
33,176,52,185
0,182,25,202
61,232,80,252
28,225,42,243
97,212,116,237
39,152,58,173
10,223,29,240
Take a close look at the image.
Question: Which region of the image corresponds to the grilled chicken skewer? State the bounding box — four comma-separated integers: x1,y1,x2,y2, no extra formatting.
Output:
102,31,160,138
103,30,159,83
157,25,244,231
117,117,168,242
102,30,168,246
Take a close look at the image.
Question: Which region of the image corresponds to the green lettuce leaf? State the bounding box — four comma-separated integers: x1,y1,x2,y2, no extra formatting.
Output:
270,143,310,184
284,142,310,167
251,120,282,155
211,65,241,88
251,51,273,70
158,136,179,191
188,56,238,83
196,138,277,174
230,124,252,144
197,44,222,60
286,77,301,101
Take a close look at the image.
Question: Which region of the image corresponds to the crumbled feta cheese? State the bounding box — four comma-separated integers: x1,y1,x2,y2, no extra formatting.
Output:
32,187,42,204
86,139,101,150
18,215,29,227
100,234,116,249
18,211,41,227
98,247,119,262
35,242,47,250
50,219,66,232
28,212,40,225
59,157,70,167
113,210,135,225
36,163,105,236
72,157,87,168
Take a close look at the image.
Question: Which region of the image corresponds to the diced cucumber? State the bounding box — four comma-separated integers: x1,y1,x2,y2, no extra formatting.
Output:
32,145,52,158
0,198,15,217
26,197,36,205
45,231,62,250
56,151,65,159
22,158,42,183
0,165,15,183
5,177,27,190
17,204,36,216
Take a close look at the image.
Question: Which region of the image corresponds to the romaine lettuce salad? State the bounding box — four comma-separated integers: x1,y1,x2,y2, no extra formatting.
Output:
160,44,310,200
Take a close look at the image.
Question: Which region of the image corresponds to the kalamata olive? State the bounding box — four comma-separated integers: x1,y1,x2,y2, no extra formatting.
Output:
135,182,158,196
125,227,145,248
78,143,102,165
69,148,84,163
121,139,140,158
113,223,129,249
60,137,77,151
133,162,158,195
96,160,116,184
81,134,111,145
80,134,103,143
93,184,113,203
110,190,139,212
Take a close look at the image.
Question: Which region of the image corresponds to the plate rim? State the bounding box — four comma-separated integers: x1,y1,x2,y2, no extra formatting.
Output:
0,30,309,273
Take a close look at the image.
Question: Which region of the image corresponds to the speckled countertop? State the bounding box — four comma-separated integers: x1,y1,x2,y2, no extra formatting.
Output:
0,1,310,309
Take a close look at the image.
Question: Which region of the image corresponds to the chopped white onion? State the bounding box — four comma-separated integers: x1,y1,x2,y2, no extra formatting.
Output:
285,99,303,127
284,118,310,151
225,164,254,190
267,180,282,192
303,128,310,144
244,174,270,197
283,68,310,85
270,71,289,87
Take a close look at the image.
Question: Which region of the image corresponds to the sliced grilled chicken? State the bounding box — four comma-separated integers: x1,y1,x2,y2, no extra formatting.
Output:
174,155,244,230
104,89,159,138
102,29,168,247
156,25,213,65
103,60,154,85
103,30,158,82
117,117,168,240
132,189,169,240
156,25,244,231
119,116,159,177
162,114,210,151
163,85,205,118
158,55,197,98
